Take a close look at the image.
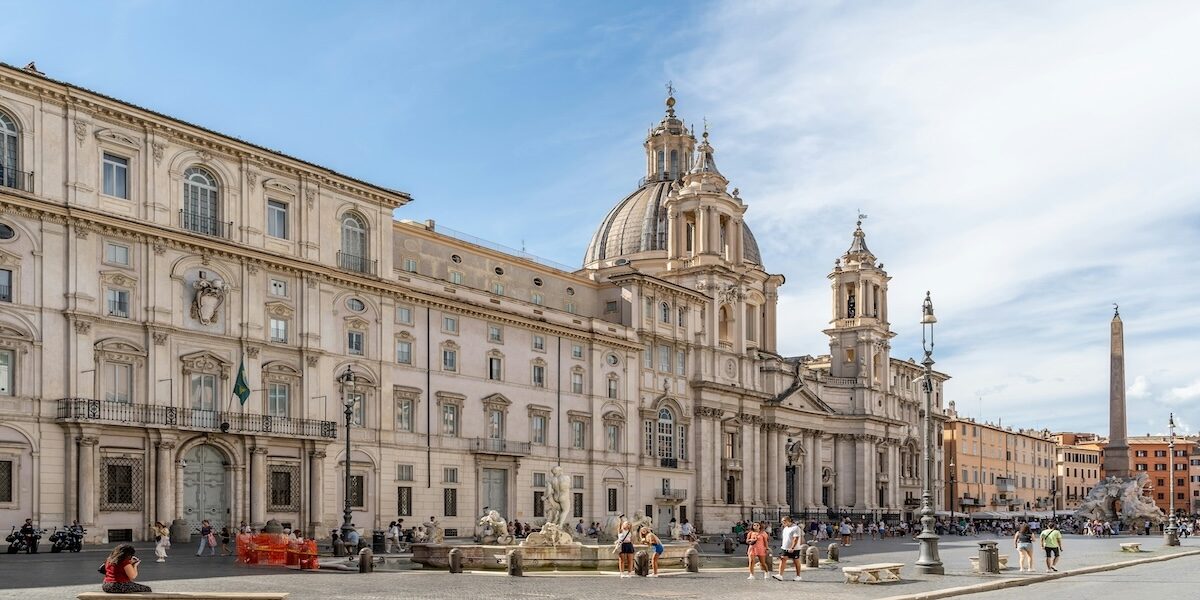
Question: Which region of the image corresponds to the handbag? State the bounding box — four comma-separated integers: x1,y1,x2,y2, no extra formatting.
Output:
207,533,217,546
97,562,107,574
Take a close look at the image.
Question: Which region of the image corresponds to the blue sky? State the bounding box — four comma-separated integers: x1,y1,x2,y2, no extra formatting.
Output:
9,1,1200,435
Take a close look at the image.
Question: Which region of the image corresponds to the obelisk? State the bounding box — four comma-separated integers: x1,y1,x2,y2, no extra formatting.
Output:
1103,304,1130,478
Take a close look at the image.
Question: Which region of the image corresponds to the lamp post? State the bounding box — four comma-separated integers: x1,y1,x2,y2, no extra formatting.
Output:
338,365,358,541
1051,481,1057,522
785,437,799,517
949,461,956,535
1165,413,1179,546
914,291,944,574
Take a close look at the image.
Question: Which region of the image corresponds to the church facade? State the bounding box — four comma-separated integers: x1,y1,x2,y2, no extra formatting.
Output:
0,63,947,542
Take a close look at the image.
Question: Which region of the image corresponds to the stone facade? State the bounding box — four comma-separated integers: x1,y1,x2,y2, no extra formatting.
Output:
0,64,947,542
942,407,1057,515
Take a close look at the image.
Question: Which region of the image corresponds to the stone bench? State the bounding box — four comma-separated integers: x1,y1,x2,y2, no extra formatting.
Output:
79,594,286,600
842,562,903,584
968,554,1009,571
1120,543,1142,552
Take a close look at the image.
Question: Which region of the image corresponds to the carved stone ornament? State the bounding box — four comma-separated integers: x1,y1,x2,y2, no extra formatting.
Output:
246,263,259,275
153,243,167,256
304,188,316,209
152,332,168,346
94,128,140,150
152,142,165,165
73,120,88,144
190,274,230,326
180,350,230,379
245,170,258,186
305,355,320,367
246,346,260,358
198,149,214,163
73,319,92,335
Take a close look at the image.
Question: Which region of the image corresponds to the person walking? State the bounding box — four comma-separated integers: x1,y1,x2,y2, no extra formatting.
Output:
1013,523,1035,572
745,521,770,580
614,519,636,578
639,527,664,577
100,543,152,593
151,522,170,563
839,519,853,546
771,516,802,581
195,520,216,556
218,526,232,556
1038,521,1063,572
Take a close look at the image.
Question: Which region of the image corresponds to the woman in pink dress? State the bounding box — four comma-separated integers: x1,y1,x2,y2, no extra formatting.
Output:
746,521,770,580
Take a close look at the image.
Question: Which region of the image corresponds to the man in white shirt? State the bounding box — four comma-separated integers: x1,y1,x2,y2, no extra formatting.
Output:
772,516,803,581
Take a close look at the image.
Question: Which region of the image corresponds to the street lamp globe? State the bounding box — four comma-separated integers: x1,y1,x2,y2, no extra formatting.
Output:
914,291,944,574
339,365,359,541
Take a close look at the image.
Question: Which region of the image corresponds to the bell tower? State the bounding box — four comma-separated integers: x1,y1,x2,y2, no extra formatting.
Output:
643,85,696,183
824,219,893,388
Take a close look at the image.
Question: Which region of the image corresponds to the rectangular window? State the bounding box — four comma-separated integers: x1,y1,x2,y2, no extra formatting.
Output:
268,468,294,510
106,288,130,318
644,345,652,368
572,475,584,489
449,271,464,285
607,488,618,512
487,409,504,440
607,378,618,399
565,301,577,314
644,421,654,456
531,292,544,305
0,460,12,502
658,345,670,372
442,316,458,333
532,335,545,351
348,392,365,426
676,350,686,375
605,300,618,313
104,463,134,506
571,372,584,394
533,490,545,517
442,404,458,435
531,415,546,445
442,349,457,372
573,492,584,518
396,340,412,364
189,373,216,411
532,365,545,388
102,153,128,199
533,472,547,487
571,344,583,359
0,269,9,302
269,317,288,343
443,488,457,516
267,383,289,418
269,278,288,297
349,475,365,508
397,486,412,516
397,464,414,481
606,424,620,452
104,362,132,404
488,324,503,343
444,467,459,483
403,257,418,272
572,420,586,449
266,200,289,239
492,282,504,295
678,424,688,461
104,242,130,266
396,305,413,324
347,331,364,355
397,399,413,432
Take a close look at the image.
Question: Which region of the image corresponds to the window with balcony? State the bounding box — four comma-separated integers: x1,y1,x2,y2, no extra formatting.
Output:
487,409,504,440
267,383,289,418
532,364,545,388
339,213,370,273
0,349,12,396
442,348,457,372
104,362,132,404
531,414,547,445
269,317,288,343
571,420,586,449
396,340,412,365
0,269,10,302
347,330,364,356
102,153,129,199
487,356,503,381
0,111,22,190
397,397,414,432
106,288,130,318
189,373,217,411
571,371,584,394
182,167,222,236
266,200,289,239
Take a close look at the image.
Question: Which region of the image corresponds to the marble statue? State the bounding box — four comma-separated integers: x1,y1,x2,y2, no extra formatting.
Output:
190,275,229,325
599,511,652,543
520,522,576,547
669,519,682,541
425,518,444,544
411,524,428,543
1075,474,1164,524
477,510,515,545
543,466,572,533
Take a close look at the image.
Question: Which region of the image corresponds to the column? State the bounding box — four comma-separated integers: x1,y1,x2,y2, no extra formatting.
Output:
155,441,176,522
309,450,326,535
732,219,743,265
777,430,788,507
765,427,777,506
696,207,708,254
710,211,721,256
752,422,763,505
855,435,869,509
810,432,823,509
250,446,268,528
666,210,678,258
832,435,842,508
696,413,708,505
78,436,99,526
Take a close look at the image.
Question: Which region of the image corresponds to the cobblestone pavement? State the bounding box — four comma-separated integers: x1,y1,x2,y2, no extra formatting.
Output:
0,533,1194,600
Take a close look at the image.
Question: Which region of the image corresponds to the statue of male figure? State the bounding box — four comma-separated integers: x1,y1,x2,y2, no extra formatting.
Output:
548,466,573,531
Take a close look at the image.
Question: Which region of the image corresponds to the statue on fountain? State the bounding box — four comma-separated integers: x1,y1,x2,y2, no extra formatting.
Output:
1075,473,1164,524
477,509,515,545
520,466,579,547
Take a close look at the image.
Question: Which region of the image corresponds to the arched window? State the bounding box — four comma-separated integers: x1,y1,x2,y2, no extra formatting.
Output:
669,150,679,178
660,302,670,323
678,307,686,327
340,213,369,272
718,305,732,345
657,408,675,459
182,167,220,236
656,150,665,178
0,111,18,188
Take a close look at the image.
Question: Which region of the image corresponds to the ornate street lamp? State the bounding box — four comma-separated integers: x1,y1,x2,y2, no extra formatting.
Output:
914,291,944,574
338,365,358,541
1165,413,1179,546
949,460,956,535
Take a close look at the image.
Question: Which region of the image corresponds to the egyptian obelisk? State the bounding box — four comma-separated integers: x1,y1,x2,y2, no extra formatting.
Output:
1103,305,1130,478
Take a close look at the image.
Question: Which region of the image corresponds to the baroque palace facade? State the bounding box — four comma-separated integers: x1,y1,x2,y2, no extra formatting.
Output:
0,63,947,542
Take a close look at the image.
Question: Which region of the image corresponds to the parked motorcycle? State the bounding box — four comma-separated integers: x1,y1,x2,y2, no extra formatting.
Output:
47,527,81,552
5,526,40,554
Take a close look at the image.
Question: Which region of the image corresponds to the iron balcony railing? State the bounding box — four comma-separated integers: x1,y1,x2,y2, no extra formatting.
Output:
337,251,377,276
659,457,679,469
0,166,33,193
655,488,687,500
56,398,338,439
469,437,531,456
178,209,232,239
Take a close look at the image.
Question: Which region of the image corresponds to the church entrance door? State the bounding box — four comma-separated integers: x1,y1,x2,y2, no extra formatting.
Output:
182,444,229,532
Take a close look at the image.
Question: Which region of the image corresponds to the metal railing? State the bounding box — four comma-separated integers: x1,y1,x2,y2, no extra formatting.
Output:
469,438,531,455
656,488,687,500
0,166,33,192
55,398,338,439
432,225,576,273
178,209,232,239
337,251,377,276
0,284,10,302
660,457,679,469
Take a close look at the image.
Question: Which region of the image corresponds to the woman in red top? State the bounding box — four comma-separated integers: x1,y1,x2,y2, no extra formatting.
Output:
101,544,152,594
745,521,771,580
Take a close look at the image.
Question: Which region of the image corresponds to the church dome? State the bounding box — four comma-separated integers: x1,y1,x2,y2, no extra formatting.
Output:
582,180,763,267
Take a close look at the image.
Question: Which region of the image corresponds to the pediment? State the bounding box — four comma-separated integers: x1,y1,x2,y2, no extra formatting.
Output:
265,301,294,317
95,337,146,356
0,324,32,341
262,360,301,377
263,178,297,196
180,350,231,378
345,317,369,330
481,393,511,408
0,248,21,266
99,270,137,288
94,128,141,150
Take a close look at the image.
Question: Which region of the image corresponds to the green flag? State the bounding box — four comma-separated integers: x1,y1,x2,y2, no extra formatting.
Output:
233,358,251,406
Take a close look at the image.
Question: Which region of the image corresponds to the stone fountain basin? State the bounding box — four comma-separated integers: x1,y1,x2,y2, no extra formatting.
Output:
410,542,697,570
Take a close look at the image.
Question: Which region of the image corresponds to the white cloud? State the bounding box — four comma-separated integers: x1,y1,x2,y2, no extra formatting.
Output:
674,1,1200,434
1128,376,1152,400
1162,380,1200,406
